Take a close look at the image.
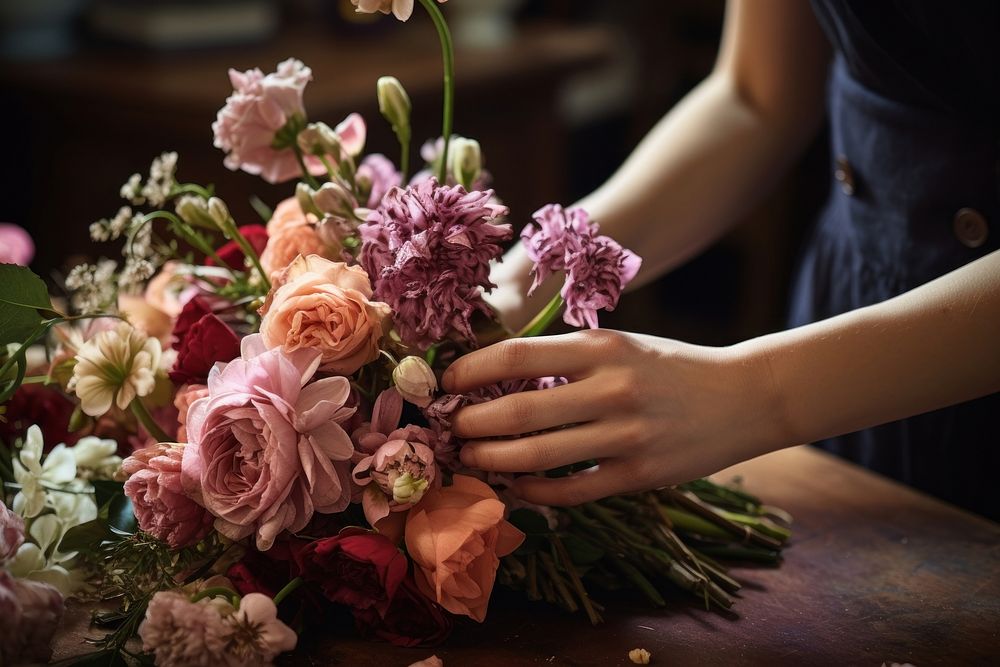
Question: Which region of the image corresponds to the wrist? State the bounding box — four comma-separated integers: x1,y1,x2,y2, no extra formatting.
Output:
724,337,798,453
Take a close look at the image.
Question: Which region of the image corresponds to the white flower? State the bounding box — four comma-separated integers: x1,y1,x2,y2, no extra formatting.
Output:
68,321,162,417
120,172,145,204
12,427,76,519
8,512,93,596
65,259,118,314
71,436,122,480
141,151,178,207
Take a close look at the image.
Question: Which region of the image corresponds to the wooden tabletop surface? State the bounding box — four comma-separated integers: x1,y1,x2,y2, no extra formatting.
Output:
51,445,1000,666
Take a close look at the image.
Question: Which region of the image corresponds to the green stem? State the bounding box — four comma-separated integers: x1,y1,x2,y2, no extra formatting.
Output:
514,293,564,338
130,398,169,442
221,217,271,291
147,211,235,274
418,0,454,183
293,145,321,189
169,183,215,201
398,131,411,182
273,577,303,606
320,155,339,182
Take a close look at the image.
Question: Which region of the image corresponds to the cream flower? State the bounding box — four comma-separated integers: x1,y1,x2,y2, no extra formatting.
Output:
12,426,76,519
351,0,447,22
68,322,161,417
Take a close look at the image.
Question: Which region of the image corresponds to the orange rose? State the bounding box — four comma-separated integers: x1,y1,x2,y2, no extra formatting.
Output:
260,223,341,279
259,255,391,374
266,197,315,236
404,475,524,622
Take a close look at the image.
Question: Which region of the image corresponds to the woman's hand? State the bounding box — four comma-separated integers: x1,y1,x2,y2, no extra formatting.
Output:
442,330,788,506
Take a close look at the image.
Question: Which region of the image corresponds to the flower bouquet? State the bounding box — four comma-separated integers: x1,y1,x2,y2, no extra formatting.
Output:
0,1,791,664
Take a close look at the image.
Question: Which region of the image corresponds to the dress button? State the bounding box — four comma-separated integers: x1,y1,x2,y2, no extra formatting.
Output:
834,155,855,196
952,208,989,248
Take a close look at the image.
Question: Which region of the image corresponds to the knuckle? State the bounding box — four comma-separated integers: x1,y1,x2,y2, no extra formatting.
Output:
579,329,629,357
617,420,648,451
604,372,643,411
503,396,534,432
496,339,529,370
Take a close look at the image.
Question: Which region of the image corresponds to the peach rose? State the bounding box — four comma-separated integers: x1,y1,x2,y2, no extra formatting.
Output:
259,255,391,374
173,384,209,443
260,223,341,279
266,197,315,236
118,294,173,345
404,475,524,622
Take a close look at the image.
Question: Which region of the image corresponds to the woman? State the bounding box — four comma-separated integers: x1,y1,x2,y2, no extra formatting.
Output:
442,1,1000,519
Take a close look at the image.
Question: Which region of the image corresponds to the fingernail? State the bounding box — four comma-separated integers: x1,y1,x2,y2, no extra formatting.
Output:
459,446,477,468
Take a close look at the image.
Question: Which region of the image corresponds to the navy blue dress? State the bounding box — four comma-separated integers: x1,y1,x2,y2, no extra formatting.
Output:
789,1,1000,519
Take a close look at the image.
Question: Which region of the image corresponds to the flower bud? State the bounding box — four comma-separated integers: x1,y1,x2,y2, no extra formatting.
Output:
393,356,437,407
313,182,357,216
174,195,213,228
377,76,411,139
392,471,430,505
295,182,323,217
207,197,230,228
296,122,342,158
451,137,482,190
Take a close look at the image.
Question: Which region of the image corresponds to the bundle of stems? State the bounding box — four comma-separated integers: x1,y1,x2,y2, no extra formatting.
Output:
499,478,791,624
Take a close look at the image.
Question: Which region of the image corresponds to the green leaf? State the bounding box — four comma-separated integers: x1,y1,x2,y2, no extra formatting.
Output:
107,493,138,535
92,480,125,511
60,520,115,553
0,264,59,346
561,534,605,565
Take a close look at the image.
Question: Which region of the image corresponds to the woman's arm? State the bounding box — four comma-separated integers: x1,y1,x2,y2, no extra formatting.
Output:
491,0,832,329
444,250,1000,507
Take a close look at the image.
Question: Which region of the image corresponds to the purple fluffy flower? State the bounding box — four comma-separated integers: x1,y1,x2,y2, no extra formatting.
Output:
357,154,403,209
359,179,511,350
521,203,641,329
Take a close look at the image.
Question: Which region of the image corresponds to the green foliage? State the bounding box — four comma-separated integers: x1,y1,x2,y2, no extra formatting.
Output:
0,264,60,346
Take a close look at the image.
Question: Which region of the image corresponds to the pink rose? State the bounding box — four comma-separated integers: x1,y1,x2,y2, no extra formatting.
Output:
260,223,341,280
181,334,357,551
266,197,315,236
353,431,439,526
212,58,324,184
0,571,64,665
405,475,524,622
123,442,215,549
0,502,25,566
0,223,34,265
259,255,391,375
174,384,209,443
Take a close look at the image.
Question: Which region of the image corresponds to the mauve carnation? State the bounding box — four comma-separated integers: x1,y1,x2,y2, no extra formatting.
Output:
0,502,25,566
359,179,511,350
357,154,402,208
123,443,215,548
562,236,641,329
182,335,357,551
140,591,234,667
259,255,391,375
213,58,324,184
0,571,64,666
521,204,594,295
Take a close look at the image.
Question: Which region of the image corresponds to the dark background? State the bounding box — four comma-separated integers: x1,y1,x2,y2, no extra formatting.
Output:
0,0,830,347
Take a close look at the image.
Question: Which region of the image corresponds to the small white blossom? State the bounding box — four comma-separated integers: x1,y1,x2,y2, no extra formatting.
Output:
141,151,178,208
65,259,118,313
71,436,122,480
67,321,161,417
120,172,145,204
89,206,134,243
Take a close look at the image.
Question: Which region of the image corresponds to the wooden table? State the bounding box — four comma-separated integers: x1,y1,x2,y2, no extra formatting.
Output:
52,446,1000,665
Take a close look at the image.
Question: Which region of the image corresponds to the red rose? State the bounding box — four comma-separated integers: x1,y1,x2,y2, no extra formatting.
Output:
354,576,453,647
205,224,269,269
295,528,407,615
0,383,77,449
228,537,309,598
169,313,240,385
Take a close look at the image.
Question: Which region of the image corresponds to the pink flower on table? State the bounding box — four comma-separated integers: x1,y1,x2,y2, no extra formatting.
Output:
140,591,234,666
359,179,511,350
181,334,357,551
0,502,25,566
213,58,324,184
0,223,34,265
123,443,215,549
0,571,64,666
520,203,641,329
405,475,524,622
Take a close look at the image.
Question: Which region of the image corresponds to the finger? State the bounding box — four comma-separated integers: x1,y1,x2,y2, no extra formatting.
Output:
443,333,600,393
459,420,629,472
512,459,647,507
451,379,601,439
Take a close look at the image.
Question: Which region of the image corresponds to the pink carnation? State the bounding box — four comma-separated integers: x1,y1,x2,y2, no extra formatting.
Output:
123,443,215,549
359,179,511,350
520,204,641,329
181,334,356,551
0,571,64,666
0,502,25,566
212,58,322,184
140,591,234,667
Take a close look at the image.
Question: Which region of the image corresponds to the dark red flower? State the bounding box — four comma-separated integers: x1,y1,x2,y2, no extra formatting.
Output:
227,537,309,598
295,528,407,616
169,313,240,385
353,576,453,647
205,225,269,269
0,383,77,449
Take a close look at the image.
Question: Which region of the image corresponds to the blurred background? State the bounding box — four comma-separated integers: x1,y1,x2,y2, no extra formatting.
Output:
0,0,829,346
